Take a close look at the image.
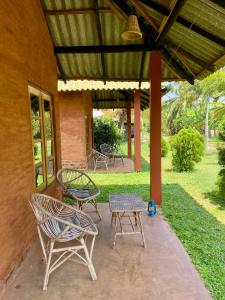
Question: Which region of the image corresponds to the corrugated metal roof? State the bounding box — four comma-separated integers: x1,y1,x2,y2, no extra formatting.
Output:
41,0,225,82
58,80,150,91
92,89,149,110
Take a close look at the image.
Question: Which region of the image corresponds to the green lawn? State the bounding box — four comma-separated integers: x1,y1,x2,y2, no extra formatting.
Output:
89,139,225,300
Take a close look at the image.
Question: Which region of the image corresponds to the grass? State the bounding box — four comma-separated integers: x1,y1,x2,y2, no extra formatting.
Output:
89,139,225,300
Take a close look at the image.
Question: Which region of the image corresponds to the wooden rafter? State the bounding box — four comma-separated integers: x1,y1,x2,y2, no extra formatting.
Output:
112,0,194,84
165,40,213,71
95,2,106,84
138,51,146,88
129,0,158,31
54,44,154,54
140,0,225,47
44,8,111,16
197,52,225,78
156,0,187,46
105,0,127,21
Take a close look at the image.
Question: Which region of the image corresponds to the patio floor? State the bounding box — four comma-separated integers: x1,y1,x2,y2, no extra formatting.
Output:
88,158,134,173
3,204,211,300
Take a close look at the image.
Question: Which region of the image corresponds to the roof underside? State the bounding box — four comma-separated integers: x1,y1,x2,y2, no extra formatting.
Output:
92,89,150,110
40,0,225,84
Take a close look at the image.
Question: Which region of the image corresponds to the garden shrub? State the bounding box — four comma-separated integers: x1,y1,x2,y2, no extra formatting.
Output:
94,117,123,151
161,137,168,157
217,145,225,167
170,128,204,172
216,123,225,197
216,169,225,198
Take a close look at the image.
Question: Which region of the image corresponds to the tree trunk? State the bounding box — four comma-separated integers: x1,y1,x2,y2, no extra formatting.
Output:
205,101,209,151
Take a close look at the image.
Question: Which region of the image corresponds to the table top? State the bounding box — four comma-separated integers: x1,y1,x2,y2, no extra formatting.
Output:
109,193,147,212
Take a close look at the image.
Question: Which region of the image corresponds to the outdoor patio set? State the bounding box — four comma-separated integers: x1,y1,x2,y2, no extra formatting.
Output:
89,143,124,171
30,168,147,290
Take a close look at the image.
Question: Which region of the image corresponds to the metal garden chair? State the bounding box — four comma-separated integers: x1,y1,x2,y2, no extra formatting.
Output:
100,143,124,165
29,193,98,290
57,168,101,220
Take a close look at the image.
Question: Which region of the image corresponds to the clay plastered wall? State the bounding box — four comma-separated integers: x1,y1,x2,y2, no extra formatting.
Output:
59,91,93,168
0,0,61,291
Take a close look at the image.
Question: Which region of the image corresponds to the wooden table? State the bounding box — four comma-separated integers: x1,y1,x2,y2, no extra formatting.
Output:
109,193,146,248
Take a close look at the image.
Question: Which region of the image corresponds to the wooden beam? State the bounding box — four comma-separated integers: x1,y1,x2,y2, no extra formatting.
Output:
150,51,162,206
95,2,107,84
129,0,158,31
165,40,213,70
44,8,112,16
134,90,141,172
112,0,194,83
127,101,132,158
140,0,225,47
162,47,194,84
197,52,225,78
54,44,154,54
93,99,127,102
139,51,146,88
209,1,225,9
156,0,187,46
105,0,127,21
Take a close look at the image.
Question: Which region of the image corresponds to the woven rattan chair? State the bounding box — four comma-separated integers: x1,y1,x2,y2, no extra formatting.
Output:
30,193,98,290
100,143,124,165
57,168,101,220
92,149,109,170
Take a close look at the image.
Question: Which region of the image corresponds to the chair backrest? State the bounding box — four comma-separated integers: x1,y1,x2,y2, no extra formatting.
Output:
100,143,112,154
30,193,97,240
92,149,108,161
57,168,99,196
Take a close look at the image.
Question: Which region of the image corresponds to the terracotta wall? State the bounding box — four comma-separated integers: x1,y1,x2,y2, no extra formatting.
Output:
59,91,93,168
0,0,61,293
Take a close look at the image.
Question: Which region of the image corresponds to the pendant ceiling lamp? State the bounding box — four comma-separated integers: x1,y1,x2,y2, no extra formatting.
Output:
121,15,142,41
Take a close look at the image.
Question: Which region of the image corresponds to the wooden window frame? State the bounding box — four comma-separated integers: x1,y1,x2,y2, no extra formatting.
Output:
29,85,56,191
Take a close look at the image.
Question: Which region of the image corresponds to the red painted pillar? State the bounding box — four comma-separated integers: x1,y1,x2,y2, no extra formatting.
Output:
127,101,132,158
150,52,162,206
134,90,141,172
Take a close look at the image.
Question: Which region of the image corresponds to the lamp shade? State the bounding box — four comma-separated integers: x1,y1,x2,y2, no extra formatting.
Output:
121,15,142,41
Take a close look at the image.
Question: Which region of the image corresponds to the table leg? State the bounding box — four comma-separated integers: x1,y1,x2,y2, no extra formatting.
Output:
137,213,146,248
113,213,118,248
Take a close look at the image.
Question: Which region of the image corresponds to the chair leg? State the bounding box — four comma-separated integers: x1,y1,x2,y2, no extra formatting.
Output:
80,238,97,280
43,241,54,290
93,198,101,220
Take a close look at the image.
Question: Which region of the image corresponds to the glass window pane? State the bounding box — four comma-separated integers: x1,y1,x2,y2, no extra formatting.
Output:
32,119,41,139
34,142,43,164
35,165,44,187
45,118,52,139
46,139,53,157
47,159,54,181
44,99,51,119
30,94,40,117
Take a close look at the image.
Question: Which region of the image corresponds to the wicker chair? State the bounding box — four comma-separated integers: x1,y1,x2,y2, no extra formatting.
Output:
100,143,124,165
30,193,98,290
92,149,109,170
57,168,101,220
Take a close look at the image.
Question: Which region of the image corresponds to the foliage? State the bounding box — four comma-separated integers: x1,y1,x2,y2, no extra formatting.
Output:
217,145,225,167
33,143,38,157
161,137,168,157
90,140,224,299
216,168,225,199
93,117,123,151
170,128,204,172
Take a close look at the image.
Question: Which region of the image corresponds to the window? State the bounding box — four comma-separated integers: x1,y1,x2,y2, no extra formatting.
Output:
29,86,56,190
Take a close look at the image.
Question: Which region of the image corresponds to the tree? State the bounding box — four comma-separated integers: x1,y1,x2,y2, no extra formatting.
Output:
164,69,225,150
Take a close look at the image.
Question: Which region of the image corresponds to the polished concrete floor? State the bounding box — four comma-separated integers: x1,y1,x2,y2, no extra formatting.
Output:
3,204,211,300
